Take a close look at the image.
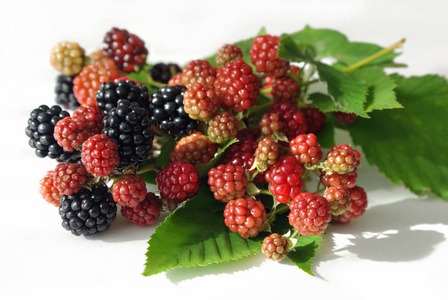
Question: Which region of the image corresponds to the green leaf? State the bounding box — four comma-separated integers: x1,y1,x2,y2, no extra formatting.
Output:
197,138,238,177
288,26,402,68
287,235,322,276
308,92,338,113
351,68,402,112
143,183,262,276
316,114,336,149
278,34,317,63
348,74,448,199
156,137,177,169
140,170,156,185
315,62,369,117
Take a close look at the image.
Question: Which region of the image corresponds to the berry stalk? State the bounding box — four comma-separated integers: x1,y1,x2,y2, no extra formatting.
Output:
342,38,406,73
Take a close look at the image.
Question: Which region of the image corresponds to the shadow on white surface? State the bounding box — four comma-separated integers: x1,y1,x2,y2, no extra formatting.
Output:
84,212,169,243
316,196,448,266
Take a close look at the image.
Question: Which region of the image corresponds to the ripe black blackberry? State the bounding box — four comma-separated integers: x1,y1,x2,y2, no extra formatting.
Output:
95,79,149,116
25,104,75,162
149,63,181,84
148,85,199,138
59,185,117,236
55,75,79,110
102,100,154,170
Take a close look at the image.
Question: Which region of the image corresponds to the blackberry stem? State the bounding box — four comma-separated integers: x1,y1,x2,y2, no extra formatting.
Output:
342,38,406,73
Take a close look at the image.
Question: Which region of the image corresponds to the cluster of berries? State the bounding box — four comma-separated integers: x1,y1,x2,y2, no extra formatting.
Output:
27,28,368,264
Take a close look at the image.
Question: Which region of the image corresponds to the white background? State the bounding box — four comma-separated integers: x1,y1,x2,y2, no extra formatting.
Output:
1,0,448,299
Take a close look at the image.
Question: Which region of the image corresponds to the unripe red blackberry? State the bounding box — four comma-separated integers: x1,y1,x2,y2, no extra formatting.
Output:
182,59,216,88
72,104,104,137
215,44,243,69
208,164,248,203
300,106,326,135
320,170,357,189
73,60,122,106
267,101,307,141
169,131,217,165
102,27,148,73
289,133,323,165
39,170,62,207
112,174,147,207
183,83,220,121
265,155,304,204
53,163,88,196
214,59,260,112
53,116,88,152
168,73,183,86
272,76,300,102
249,35,290,77
236,128,261,141
81,134,120,177
331,144,361,170
333,112,358,124
323,185,351,215
324,146,358,174
333,186,368,223
254,137,279,172
224,197,267,238
259,112,283,137
156,160,200,203
207,111,239,144
89,49,108,63
50,41,85,76
261,233,290,261
289,192,332,236
222,139,263,184
121,192,160,226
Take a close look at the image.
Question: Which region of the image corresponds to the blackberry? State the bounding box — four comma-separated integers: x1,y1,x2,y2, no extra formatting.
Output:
55,75,79,110
149,63,181,84
148,85,198,138
102,27,148,73
102,100,154,170
59,185,117,236
95,79,150,116
25,104,75,162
